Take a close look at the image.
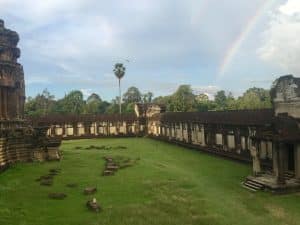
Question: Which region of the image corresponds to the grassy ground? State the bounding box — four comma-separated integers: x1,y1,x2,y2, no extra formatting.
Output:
0,138,299,225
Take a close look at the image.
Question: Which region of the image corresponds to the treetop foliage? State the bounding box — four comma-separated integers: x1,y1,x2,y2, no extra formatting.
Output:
25,85,272,116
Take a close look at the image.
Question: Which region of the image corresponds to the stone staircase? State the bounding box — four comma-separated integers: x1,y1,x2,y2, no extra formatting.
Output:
285,171,295,180
242,178,265,192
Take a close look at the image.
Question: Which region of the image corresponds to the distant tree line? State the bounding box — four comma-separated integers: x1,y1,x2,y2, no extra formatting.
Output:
24,85,272,116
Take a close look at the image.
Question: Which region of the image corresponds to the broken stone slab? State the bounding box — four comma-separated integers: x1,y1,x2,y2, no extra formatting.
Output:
86,198,101,213
40,179,53,186
106,162,118,167
103,156,113,162
106,165,119,171
102,170,114,176
84,187,97,195
48,193,67,200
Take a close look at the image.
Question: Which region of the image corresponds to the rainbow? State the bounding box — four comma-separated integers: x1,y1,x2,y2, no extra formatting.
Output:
218,0,278,78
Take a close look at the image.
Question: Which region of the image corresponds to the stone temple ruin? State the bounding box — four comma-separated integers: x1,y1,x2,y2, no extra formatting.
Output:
0,19,61,170
1,19,300,193
31,75,300,193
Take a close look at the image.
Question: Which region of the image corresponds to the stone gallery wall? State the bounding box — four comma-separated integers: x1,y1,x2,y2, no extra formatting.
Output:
147,109,275,164
27,114,145,139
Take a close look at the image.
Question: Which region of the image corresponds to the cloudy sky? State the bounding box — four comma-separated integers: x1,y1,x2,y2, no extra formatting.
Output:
0,0,299,100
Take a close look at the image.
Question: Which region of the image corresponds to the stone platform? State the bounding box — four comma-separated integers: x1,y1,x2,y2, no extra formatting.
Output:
244,173,300,193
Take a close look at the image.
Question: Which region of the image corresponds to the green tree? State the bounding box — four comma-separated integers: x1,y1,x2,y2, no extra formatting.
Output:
24,89,55,116
87,93,102,104
142,92,154,103
85,93,102,114
214,90,227,110
236,87,272,109
60,90,85,114
195,93,209,103
172,85,196,112
123,86,142,104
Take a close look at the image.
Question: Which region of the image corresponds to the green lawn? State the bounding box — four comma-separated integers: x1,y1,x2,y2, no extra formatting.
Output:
0,138,299,225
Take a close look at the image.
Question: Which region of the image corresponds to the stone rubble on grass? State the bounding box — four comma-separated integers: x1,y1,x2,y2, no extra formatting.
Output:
86,198,101,213
84,187,97,195
37,168,61,186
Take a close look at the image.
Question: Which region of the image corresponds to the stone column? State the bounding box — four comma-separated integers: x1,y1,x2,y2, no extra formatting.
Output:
295,144,300,180
73,123,78,136
50,126,55,137
62,124,66,137
222,131,228,151
272,143,279,177
187,122,192,144
277,142,286,185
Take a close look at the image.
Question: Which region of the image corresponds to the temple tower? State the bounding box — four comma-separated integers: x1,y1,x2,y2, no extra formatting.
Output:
0,19,25,121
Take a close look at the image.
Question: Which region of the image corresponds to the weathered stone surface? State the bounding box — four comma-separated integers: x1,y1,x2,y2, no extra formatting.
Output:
102,170,114,176
40,179,53,186
271,75,300,118
84,187,97,195
86,198,101,213
0,19,61,171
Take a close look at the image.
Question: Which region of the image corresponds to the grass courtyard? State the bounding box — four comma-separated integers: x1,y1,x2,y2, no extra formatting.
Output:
0,138,299,225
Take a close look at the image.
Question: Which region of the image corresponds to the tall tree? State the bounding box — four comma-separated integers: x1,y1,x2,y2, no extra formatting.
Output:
142,92,154,103
123,86,142,104
60,90,85,114
214,90,227,110
86,93,102,104
236,87,272,109
24,89,55,116
172,85,196,112
84,93,102,114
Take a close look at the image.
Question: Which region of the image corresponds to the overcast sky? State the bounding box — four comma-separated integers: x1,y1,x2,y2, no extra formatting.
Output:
1,0,299,100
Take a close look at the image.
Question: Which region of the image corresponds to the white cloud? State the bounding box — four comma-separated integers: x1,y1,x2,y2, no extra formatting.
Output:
193,85,219,100
279,0,300,15
80,88,93,98
258,0,300,75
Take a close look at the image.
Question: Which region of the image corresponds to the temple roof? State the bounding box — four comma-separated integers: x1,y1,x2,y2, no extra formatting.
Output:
150,108,274,126
26,113,138,125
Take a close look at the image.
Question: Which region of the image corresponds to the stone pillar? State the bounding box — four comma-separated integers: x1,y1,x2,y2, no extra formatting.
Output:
272,143,279,177
277,142,286,185
295,144,300,180
94,122,98,136
187,122,192,144
73,123,78,136
62,124,66,137
51,126,56,137
222,131,228,151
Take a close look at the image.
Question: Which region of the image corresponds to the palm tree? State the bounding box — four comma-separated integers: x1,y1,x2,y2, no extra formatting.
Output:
113,63,126,114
